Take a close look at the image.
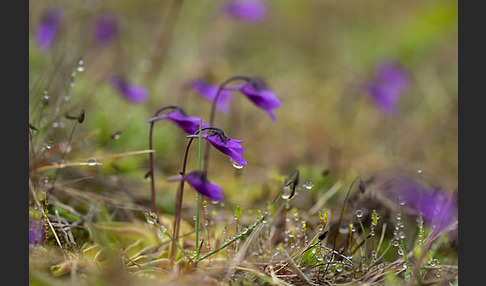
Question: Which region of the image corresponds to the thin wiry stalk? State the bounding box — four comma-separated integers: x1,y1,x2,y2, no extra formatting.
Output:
148,105,179,212
203,76,252,174
169,137,195,264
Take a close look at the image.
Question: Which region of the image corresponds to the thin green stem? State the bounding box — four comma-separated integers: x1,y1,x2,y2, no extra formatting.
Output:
145,213,191,260
195,119,203,260
195,213,266,262
357,217,368,265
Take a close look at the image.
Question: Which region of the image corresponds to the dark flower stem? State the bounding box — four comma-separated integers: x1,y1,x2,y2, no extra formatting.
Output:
149,105,181,212
170,126,222,264
204,76,252,173
324,176,363,275
170,136,195,265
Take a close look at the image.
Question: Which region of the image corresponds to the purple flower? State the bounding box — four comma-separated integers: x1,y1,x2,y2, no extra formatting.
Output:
171,171,224,201
189,80,235,113
92,14,119,45
148,109,210,134
221,0,267,23
188,128,247,167
35,7,64,53
29,219,44,245
238,80,281,121
376,172,457,227
109,75,149,103
364,60,410,115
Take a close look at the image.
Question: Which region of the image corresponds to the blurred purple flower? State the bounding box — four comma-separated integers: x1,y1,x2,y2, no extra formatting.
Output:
364,61,410,115
148,109,210,134
92,14,119,45
29,219,44,245
238,79,281,121
189,80,235,113
35,7,64,53
109,75,149,103
171,171,224,201
188,128,247,167
381,174,457,227
221,0,267,23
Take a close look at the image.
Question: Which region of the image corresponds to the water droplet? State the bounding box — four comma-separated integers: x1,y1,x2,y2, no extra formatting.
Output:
338,225,349,234
316,253,324,261
302,181,314,190
378,263,385,271
44,141,53,150
77,59,84,72
230,158,244,169
392,240,399,247
281,186,293,200
336,265,343,272
399,232,406,239
355,209,363,218
398,248,403,255
87,158,97,166
417,168,423,174
398,196,406,206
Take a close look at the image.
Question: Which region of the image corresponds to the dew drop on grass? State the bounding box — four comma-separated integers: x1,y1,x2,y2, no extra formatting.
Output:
87,158,97,166
303,181,314,189
355,209,363,218
281,186,293,200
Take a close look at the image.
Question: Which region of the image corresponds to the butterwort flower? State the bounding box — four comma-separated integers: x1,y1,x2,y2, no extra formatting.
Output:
92,14,119,45
35,6,64,53
188,128,247,167
148,109,210,134
108,75,149,103
363,60,410,115
29,219,44,245
237,79,281,121
221,0,267,23
170,170,224,201
378,172,456,227
189,80,235,113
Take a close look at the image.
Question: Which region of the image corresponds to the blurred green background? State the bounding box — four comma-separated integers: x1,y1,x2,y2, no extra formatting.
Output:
29,0,457,210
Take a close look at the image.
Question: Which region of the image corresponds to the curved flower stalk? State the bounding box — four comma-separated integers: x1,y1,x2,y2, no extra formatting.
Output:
202,76,279,173
147,106,208,212
108,75,149,103
35,6,64,53
188,127,247,167
363,60,410,115
148,108,210,134
221,0,267,23
169,126,244,263
207,76,281,126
